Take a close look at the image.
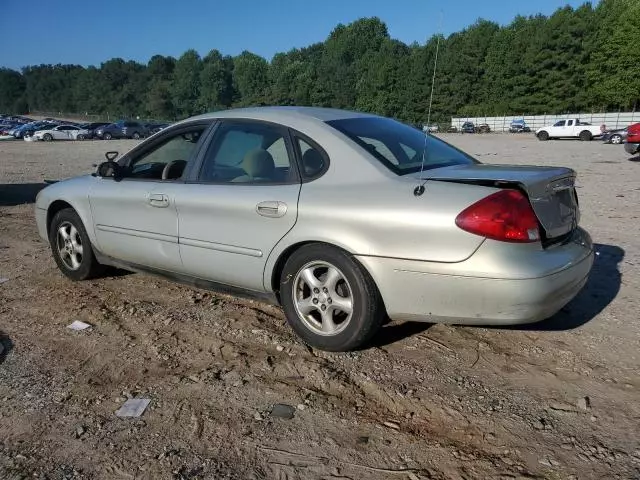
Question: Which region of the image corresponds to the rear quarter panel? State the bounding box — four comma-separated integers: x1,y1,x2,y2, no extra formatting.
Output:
264,169,498,290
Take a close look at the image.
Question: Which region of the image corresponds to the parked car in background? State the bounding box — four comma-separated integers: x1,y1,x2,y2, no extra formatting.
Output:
145,122,171,135
536,119,602,141
34,106,593,352
460,121,475,133
509,119,531,133
95,120,149,140
476,123,491,134
0,123,19,135
623,123,640,156
34,125,89,141
13,121,55,139
601,127,627,144
79,122,110,139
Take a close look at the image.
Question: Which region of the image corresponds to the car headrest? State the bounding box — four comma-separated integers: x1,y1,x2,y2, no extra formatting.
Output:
242,148,275,179
302,148,324,175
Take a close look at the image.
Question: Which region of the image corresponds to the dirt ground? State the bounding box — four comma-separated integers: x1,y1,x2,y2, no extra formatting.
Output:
0,134,639,480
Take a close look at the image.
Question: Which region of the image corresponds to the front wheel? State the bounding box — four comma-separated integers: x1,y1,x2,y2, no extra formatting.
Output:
77,134,85,140
537,131,549,141
49,208,105,281
280,244,385,351
104,132,112,140
132,132,141,140
43,133,53,142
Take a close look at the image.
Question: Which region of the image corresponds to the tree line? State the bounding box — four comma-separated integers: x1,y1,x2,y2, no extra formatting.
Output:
0,0,637,125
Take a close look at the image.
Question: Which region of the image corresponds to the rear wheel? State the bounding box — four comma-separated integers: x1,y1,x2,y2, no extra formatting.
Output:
132,132,141,140
49,208,105,281
579,130,592,141
537,130,549,141
280,244,385,352
610,134,622,144
104,132,112,140
77,134,85,141
43,133,53,142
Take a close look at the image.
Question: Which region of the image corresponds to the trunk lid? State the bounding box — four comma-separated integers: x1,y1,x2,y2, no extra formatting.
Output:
413,164,580,240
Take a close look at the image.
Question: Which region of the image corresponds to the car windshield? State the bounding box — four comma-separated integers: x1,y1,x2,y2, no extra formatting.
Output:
326,117,476,175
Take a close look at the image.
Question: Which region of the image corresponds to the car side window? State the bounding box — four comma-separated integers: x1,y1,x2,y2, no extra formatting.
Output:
199,122,294,184
554,120,566,127
124,127,206,181
297,137,327,178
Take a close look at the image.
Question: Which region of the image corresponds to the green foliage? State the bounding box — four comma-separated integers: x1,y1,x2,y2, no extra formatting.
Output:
0,68,26,113
172,50,203,117
232,51,269,106
0,3,636,120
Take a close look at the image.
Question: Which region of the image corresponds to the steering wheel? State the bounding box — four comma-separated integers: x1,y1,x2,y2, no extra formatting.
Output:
161,160,187,180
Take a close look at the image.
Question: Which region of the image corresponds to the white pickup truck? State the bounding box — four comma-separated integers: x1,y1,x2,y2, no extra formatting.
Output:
536,119,603,141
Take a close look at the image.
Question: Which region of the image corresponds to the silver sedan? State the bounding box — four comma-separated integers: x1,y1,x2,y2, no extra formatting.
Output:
35,107,594,351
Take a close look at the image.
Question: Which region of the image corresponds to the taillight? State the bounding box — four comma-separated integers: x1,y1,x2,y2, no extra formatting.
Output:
455,189,540,243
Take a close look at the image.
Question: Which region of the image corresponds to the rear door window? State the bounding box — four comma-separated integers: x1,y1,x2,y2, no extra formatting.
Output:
198,121,296,184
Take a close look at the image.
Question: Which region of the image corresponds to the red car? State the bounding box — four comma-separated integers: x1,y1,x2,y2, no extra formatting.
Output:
624,122,640,155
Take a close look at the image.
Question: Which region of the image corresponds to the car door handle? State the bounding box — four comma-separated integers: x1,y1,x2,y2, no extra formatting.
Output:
256,201,287,218
148,193,169,208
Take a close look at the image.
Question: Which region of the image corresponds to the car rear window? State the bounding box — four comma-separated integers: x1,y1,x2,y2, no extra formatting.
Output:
326,117,476,175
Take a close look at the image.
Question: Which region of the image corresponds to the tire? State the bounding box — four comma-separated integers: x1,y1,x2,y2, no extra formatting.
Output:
104,132,112,140
77,134,85,141
610,134,622,145
579,130,592,141
279,243,385,352
43,133,53,142
132,132,141,140
49,208,105,281
537,130,549,141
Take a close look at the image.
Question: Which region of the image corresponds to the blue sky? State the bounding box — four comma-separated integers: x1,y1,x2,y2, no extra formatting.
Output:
1,0,591,70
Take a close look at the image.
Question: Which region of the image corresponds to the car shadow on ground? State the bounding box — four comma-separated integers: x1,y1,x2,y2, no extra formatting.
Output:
368,320,433,349
0,331,13,365
505,243,624,331
627,155,640,162
0,183,48,206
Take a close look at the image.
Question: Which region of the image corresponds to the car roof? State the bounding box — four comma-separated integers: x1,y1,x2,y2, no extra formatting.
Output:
190,106,376,124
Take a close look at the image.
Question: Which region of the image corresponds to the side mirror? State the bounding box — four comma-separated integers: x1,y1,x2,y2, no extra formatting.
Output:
105,151,119,161
96,161,121,179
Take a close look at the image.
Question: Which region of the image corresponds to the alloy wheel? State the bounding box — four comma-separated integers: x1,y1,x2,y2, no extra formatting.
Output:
293,261,353,336
56,221,84,270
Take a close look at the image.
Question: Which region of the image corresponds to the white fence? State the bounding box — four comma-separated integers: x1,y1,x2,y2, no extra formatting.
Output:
451,112,639,132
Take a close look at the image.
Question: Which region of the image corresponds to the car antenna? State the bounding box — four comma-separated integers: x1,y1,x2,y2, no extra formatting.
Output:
414,11,443,197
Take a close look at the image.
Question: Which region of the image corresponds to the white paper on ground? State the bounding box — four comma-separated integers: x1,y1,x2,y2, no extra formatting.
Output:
0,278,8,285
67,320,92,331
115,398,151,418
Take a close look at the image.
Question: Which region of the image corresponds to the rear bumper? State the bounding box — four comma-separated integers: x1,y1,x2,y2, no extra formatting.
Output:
624,143,639,155
356,227,594,325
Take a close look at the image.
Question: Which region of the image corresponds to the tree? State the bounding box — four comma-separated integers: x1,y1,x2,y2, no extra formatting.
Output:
232,51,269,106
588,0,640,110
3,4,637,121
199,49,234,111
171,50,202,116
0,68,26,113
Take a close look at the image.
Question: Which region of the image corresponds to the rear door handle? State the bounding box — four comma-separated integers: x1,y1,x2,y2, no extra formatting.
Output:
148,193,169,208
256,201,287,218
